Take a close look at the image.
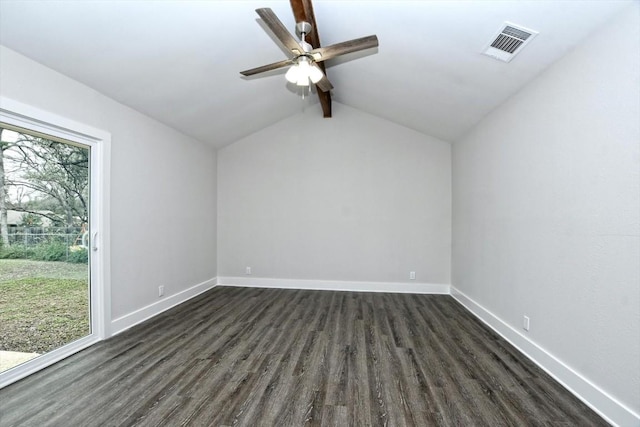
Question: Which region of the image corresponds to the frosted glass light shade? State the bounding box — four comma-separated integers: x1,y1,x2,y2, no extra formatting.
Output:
285,65,300,83
285,59,319,87
296,60,311,86
309,65,323,84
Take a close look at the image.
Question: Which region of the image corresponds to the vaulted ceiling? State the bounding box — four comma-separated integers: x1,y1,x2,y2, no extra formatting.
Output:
0,1,632,148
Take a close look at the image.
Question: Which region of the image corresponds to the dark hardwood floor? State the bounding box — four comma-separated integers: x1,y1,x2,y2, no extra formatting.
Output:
0,286,607,426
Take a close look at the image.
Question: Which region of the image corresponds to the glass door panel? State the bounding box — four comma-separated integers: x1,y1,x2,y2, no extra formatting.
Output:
0,125,91,373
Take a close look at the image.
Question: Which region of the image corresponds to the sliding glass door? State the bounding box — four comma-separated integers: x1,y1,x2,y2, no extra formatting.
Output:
0,99,109,389
0,125,92,374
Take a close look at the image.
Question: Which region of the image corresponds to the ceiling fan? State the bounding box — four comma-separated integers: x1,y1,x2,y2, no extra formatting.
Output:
240,7,378,95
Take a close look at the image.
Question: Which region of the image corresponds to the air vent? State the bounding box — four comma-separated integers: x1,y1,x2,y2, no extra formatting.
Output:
483,22,538,62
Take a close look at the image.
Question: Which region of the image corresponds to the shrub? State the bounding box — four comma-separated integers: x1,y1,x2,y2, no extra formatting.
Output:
33,241,67,262
0,244,35,259
67,246,88,264
0,241,88,263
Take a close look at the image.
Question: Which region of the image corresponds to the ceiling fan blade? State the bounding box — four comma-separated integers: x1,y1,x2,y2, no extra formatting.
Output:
256,8,304,55
310,35,379,62
240,59,294,76
315,75,333,92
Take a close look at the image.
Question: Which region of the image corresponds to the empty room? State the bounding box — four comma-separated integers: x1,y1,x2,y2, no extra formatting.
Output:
0,0,638,426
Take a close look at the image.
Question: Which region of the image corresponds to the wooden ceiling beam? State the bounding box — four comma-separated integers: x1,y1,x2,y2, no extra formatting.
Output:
290,0,332,117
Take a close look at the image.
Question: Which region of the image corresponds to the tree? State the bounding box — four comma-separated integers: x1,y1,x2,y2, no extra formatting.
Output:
12,137,89,226
0,128,89,245
18,212,44,227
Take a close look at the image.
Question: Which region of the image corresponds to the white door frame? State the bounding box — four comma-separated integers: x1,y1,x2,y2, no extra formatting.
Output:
0,97,111,389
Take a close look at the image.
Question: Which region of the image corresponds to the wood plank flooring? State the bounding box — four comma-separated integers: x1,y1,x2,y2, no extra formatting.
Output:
0,286,608,426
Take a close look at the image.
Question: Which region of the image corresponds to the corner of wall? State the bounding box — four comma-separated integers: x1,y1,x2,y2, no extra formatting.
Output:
450,287,640,427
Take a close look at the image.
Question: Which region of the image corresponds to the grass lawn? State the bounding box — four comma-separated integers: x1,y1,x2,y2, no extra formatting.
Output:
0,259,89,354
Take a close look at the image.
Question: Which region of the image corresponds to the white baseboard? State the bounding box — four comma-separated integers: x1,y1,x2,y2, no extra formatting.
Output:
450,287,639,427
217,276,450,294
110,277,218,336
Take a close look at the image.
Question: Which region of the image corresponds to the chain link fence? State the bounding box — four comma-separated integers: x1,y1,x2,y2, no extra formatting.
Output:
8,226,84,245
1,226,88,263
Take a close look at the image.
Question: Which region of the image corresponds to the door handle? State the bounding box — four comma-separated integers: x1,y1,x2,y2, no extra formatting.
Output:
92,231,98,251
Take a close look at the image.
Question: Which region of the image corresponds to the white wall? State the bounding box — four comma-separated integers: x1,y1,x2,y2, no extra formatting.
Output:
452,5,639,424
218,102,451,288
0,46,217,325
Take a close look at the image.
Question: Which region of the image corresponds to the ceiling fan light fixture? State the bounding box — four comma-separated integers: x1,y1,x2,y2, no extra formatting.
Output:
296,75,310,87
309,64,323,84
285,64,300,83
296,59,311,86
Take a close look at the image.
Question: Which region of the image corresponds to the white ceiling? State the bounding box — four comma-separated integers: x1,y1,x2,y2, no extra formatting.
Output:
0,0,633,148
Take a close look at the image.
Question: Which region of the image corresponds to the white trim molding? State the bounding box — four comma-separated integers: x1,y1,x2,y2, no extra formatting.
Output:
450,287,640,427
110,277,218,335
217,276,450,294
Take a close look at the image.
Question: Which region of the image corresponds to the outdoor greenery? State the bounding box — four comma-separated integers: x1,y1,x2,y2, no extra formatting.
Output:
18,212,43,227
0,259,89,353
0,126,89,245
0,242,88,263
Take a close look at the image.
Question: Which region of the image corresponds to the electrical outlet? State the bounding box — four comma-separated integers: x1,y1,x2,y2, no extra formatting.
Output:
245,266,252,275
409,271,416,280
523,315,530,331
158,286,164,297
